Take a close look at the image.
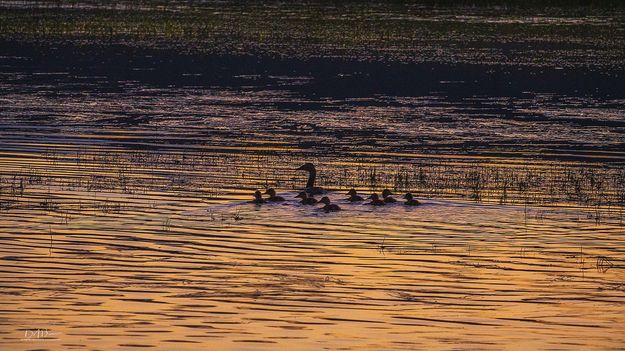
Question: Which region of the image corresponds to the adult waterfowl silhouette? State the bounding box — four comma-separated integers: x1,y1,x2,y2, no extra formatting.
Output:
346,188,364,202
382,189,397,203
366,193,386,206
296,163,324,195
319,196,341,212
295,191,318,205
249,190,266,204
404,193,420,206
264,188,285,202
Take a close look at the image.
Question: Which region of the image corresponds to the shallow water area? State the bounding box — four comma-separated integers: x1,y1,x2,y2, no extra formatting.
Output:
2,186,625,350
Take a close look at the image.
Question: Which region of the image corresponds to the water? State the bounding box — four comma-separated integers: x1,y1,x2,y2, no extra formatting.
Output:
1,1,625,350
2,188,625,350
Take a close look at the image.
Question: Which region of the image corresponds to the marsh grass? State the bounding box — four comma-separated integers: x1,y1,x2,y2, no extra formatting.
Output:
48,224,53,256
596,255,614,273
2,147,625,224
1,1,624,67
325,162,625,214
162,217,171,232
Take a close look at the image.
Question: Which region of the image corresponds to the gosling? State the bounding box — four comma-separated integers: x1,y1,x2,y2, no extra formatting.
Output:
346,188,364,202
366,193,386,206
295,191,318,205
404,193,421,206
264,188,285,202
249,190,266,204
382,189,397,203
319,196,341,212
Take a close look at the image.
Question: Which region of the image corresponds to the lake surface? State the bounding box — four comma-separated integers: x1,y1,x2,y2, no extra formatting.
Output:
1,1,625,350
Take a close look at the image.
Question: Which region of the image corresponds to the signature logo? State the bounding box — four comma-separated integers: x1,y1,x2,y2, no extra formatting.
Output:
21,329,61,341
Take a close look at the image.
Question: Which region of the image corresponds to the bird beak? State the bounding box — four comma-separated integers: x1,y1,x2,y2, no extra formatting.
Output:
295,193,303,198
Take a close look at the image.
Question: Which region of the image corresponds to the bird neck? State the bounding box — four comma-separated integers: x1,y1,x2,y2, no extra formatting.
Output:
306,169,316,188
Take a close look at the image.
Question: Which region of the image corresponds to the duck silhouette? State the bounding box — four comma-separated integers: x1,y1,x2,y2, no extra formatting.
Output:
403,193,421,206
249,190,266,204
366,193,386,206
296,163,324,195
264,188,285,202
295,191,318,205
382,189,397,203
346,188,364,202
319,196,341,212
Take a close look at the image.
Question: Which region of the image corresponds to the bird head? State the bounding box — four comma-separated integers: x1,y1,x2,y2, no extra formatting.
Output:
347,188,357,196
295,192,307,199
296,163,316,172
320,196,331,205
382,189,393,198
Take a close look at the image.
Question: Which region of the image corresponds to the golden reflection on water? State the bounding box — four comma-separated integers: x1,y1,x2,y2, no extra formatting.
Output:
2,2,625,349
1,145,625,351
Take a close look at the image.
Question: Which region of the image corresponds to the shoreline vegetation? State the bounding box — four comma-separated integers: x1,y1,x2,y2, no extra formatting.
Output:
1,1,624,67
1,149,624,224
3,0,625,9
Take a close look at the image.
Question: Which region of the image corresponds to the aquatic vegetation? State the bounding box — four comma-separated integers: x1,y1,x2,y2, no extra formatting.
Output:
1,1,625,67
2,148,625,222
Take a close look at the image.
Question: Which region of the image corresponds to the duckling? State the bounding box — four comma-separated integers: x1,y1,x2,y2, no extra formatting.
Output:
296,163,325,195
319,196,341,212
264,188,285,202
249,190,266,204
295,191,318,205
366,193,386,206
382,189,397,203
403,193,421,206
346,188,364,202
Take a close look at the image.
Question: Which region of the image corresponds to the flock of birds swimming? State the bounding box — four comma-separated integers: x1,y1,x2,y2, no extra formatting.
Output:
249,163,421,213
